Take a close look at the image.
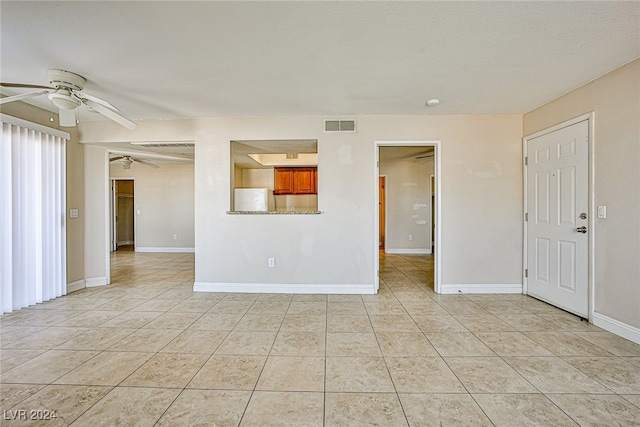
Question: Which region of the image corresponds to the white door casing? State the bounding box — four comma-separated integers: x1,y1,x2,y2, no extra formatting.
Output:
110,180,117,252
525,119,589,317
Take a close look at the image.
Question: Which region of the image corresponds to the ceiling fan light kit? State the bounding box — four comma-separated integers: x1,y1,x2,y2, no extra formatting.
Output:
0,69,137,130
48,89,81,110
121,158,133,169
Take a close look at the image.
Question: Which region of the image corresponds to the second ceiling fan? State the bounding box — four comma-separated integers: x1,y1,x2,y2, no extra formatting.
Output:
110,155,159,170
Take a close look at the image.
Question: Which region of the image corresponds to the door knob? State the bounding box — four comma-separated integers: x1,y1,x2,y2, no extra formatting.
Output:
576,226,587,233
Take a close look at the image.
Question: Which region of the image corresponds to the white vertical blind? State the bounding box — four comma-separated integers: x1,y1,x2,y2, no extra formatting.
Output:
1,119,67,313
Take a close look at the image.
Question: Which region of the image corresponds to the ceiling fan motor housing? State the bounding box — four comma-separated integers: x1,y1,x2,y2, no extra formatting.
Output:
47,69,86,91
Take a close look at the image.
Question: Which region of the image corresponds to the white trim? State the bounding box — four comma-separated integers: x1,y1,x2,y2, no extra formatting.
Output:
592,312,640,345
587,114,596,322
117,240,135,246
105,152,111,285
194,282,375,294
440,283,523,295
85,276,108,287
525,113,593,140
0,114,70,139
374,140,441,294
523,113,595,321
136,247,195,253
67,279,86,293
385,248,432,255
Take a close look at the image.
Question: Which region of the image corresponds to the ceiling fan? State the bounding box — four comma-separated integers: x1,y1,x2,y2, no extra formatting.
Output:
0,69,137,130
110,155,159,169
415,152,435,162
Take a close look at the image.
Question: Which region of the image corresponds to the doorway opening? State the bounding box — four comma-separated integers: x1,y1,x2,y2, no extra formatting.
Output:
110,179,135,252
374,141,441,293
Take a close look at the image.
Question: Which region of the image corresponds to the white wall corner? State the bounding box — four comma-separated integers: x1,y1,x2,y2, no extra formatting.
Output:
193,282,376,295
85,276,108,288
440,283,523,295
592,312,640,345
67,279,86,293
136,247,195,253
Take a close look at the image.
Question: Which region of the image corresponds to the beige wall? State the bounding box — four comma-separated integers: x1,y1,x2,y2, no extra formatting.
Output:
110,162,195,250
240,168,274,189
81,114,523,290
524,59,640,330
83,145,108,285
1,102,85,286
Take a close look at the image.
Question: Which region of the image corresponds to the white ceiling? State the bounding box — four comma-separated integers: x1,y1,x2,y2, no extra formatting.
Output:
1,1,638,124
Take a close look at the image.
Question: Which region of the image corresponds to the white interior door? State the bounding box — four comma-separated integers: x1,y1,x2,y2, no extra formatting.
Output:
526,119,589,317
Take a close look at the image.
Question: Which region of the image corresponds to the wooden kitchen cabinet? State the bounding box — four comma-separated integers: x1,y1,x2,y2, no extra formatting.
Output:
274,168,295,195
274,167,317,195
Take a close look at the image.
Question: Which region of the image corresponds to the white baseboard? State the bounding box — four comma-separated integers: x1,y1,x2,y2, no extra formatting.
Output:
67,279,86,293
592,312,640,345
193,282,376,295
440,283,523,295
117,240,134,246
385,248,432,255
85,276,108,288
136,247,195,253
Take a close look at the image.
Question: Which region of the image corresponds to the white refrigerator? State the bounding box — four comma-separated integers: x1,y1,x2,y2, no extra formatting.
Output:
234,188,275,212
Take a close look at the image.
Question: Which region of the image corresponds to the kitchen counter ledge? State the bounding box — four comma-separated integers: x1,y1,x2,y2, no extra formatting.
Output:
227,210,322,215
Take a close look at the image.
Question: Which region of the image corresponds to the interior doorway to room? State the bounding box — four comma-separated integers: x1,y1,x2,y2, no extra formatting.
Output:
110,179,135,252
375,141,441,293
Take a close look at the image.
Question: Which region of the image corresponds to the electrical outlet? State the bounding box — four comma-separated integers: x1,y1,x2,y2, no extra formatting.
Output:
173,234,178,240
268,258,275,268
408,234,413,241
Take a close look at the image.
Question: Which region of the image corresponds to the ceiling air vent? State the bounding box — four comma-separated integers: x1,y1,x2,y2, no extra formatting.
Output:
324,119,356,133
130,142,194,148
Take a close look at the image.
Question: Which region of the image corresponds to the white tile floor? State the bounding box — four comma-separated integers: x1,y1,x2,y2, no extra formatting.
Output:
1,249,639,426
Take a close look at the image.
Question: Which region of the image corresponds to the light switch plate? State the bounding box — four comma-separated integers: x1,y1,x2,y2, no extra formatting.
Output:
597,205,606,219
69,208,79,218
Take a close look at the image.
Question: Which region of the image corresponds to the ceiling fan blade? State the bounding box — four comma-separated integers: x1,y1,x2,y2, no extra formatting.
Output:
58,108,77,127
0,90,50,105
109,156,126,162
1,82,54,90
74,92,120,112
82,99,137,130
132,158,159,169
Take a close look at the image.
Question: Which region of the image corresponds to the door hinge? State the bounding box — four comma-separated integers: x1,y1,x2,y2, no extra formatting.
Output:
524,157,528,166
524,269,528,278
525,213,528,221
377,161,380,168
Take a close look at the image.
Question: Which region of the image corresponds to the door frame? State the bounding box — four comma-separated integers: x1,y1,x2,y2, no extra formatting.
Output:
522,112,595,321
374,140,441,293
379,175,387,250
